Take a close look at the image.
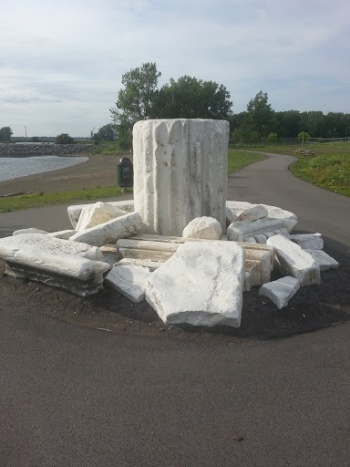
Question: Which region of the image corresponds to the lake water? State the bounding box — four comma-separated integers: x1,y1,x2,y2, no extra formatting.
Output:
0,155,89,182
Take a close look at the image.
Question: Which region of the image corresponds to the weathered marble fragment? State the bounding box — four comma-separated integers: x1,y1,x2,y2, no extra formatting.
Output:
13,228,47,236
117,258,164,271
237,204,268,222
105,264,152,302
70,212,143,247
67,200,134,229
133,119,229,236
182,216,222,240
226,207,238,226
226,201,297,232
259,276,300,309
0,233,103,261
305,249,339,271
267,235,320,286
0,234,110,296
290,233,323,250
146,241,245,328
76,202,127,231
227,218,285,242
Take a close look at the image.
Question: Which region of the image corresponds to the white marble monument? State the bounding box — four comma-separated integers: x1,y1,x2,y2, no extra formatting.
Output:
133,119,229,236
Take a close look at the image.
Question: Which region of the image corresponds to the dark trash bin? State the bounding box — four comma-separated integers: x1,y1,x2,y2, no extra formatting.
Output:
117,157,133,188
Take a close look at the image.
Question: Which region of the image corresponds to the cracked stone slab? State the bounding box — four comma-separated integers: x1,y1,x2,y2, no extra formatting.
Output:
267,234,321,286
146,241,245,328
105,264,152,302
259,276,300,309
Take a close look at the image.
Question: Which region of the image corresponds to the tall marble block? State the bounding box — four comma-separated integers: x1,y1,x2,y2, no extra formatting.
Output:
133,119,229,236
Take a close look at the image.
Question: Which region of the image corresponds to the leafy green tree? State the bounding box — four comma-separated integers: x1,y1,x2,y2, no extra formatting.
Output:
0,126,13,142
111,62,233,148
157,76,232,119
298,131,309,145
32,136,40,142
55,133,75,144
93,124,117,143
268,132,278,144
273,110,301,138
244,91,274,139
110,62,161,149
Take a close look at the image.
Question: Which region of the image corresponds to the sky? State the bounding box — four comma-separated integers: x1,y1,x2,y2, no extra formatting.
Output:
1,0,349,137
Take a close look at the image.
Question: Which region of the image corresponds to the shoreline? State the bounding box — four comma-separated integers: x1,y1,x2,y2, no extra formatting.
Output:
0,154,123,196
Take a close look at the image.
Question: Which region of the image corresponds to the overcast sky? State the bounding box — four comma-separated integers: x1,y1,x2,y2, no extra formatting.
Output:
1,0,349,137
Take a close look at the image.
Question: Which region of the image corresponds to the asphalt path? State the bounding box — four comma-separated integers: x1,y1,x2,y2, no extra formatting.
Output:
1,154,350,466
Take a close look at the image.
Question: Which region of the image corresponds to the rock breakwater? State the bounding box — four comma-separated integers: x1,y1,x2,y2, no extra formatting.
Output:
0,143,93,157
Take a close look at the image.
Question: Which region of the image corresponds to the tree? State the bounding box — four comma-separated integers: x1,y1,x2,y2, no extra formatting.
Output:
93,124,117,143
157,76,232,119
110,62,161,149
0,126,13,142
111,62,233,148
298,131,309,146
55,133,75,144
244,91,274,139
268,132,278,144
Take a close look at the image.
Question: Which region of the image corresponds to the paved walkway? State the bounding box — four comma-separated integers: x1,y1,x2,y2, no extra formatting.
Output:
1,154,350,466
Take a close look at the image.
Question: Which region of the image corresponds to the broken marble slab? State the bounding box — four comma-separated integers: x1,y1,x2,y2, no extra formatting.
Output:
244,249,273,284
0,234,110,296
76,201,128,232
105,264,152,302
289,233,324,250
13,227,48,236
117,247,173,262
117,257,164,271
267,235,321,286
237,204,268,222
259,276,300,309
182,216,222,240
226,201,298,232
99,244,119,267
305,249,339,271
227,218,285,242
70,212,143,247
226,206,238,226
12,228,76,240
67,200,134,229
0,233,104,261
117,238,180,253
146,241,245,328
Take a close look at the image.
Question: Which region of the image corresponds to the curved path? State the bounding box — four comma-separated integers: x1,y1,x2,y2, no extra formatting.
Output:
1,154,350,466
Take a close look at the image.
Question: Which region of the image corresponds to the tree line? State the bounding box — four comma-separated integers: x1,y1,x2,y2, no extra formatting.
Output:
230,91,350,144
94,63,350,147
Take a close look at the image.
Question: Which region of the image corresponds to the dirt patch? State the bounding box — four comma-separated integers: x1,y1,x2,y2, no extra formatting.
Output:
1,241,349,343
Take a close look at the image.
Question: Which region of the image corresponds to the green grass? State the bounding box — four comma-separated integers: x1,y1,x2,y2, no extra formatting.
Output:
0,186,129,213
253,142,350,197
92,142,131,156
227,149,266,174
0,150,265,213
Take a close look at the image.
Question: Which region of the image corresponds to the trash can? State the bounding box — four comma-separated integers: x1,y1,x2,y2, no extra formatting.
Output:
117,157,133,188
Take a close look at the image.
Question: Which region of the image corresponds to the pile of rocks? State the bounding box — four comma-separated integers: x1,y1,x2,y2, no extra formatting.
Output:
0,199,339,328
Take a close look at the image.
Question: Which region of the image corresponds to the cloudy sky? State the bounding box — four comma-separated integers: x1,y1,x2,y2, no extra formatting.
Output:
1,0,349,137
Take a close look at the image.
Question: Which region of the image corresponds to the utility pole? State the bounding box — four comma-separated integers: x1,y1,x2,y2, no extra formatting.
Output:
25,126,27,138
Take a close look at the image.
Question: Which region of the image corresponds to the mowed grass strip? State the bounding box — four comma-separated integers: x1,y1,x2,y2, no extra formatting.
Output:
0,186,127,213
0,149,264,213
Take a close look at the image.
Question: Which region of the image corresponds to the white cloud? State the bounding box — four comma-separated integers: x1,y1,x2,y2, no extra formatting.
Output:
1,0,349,136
